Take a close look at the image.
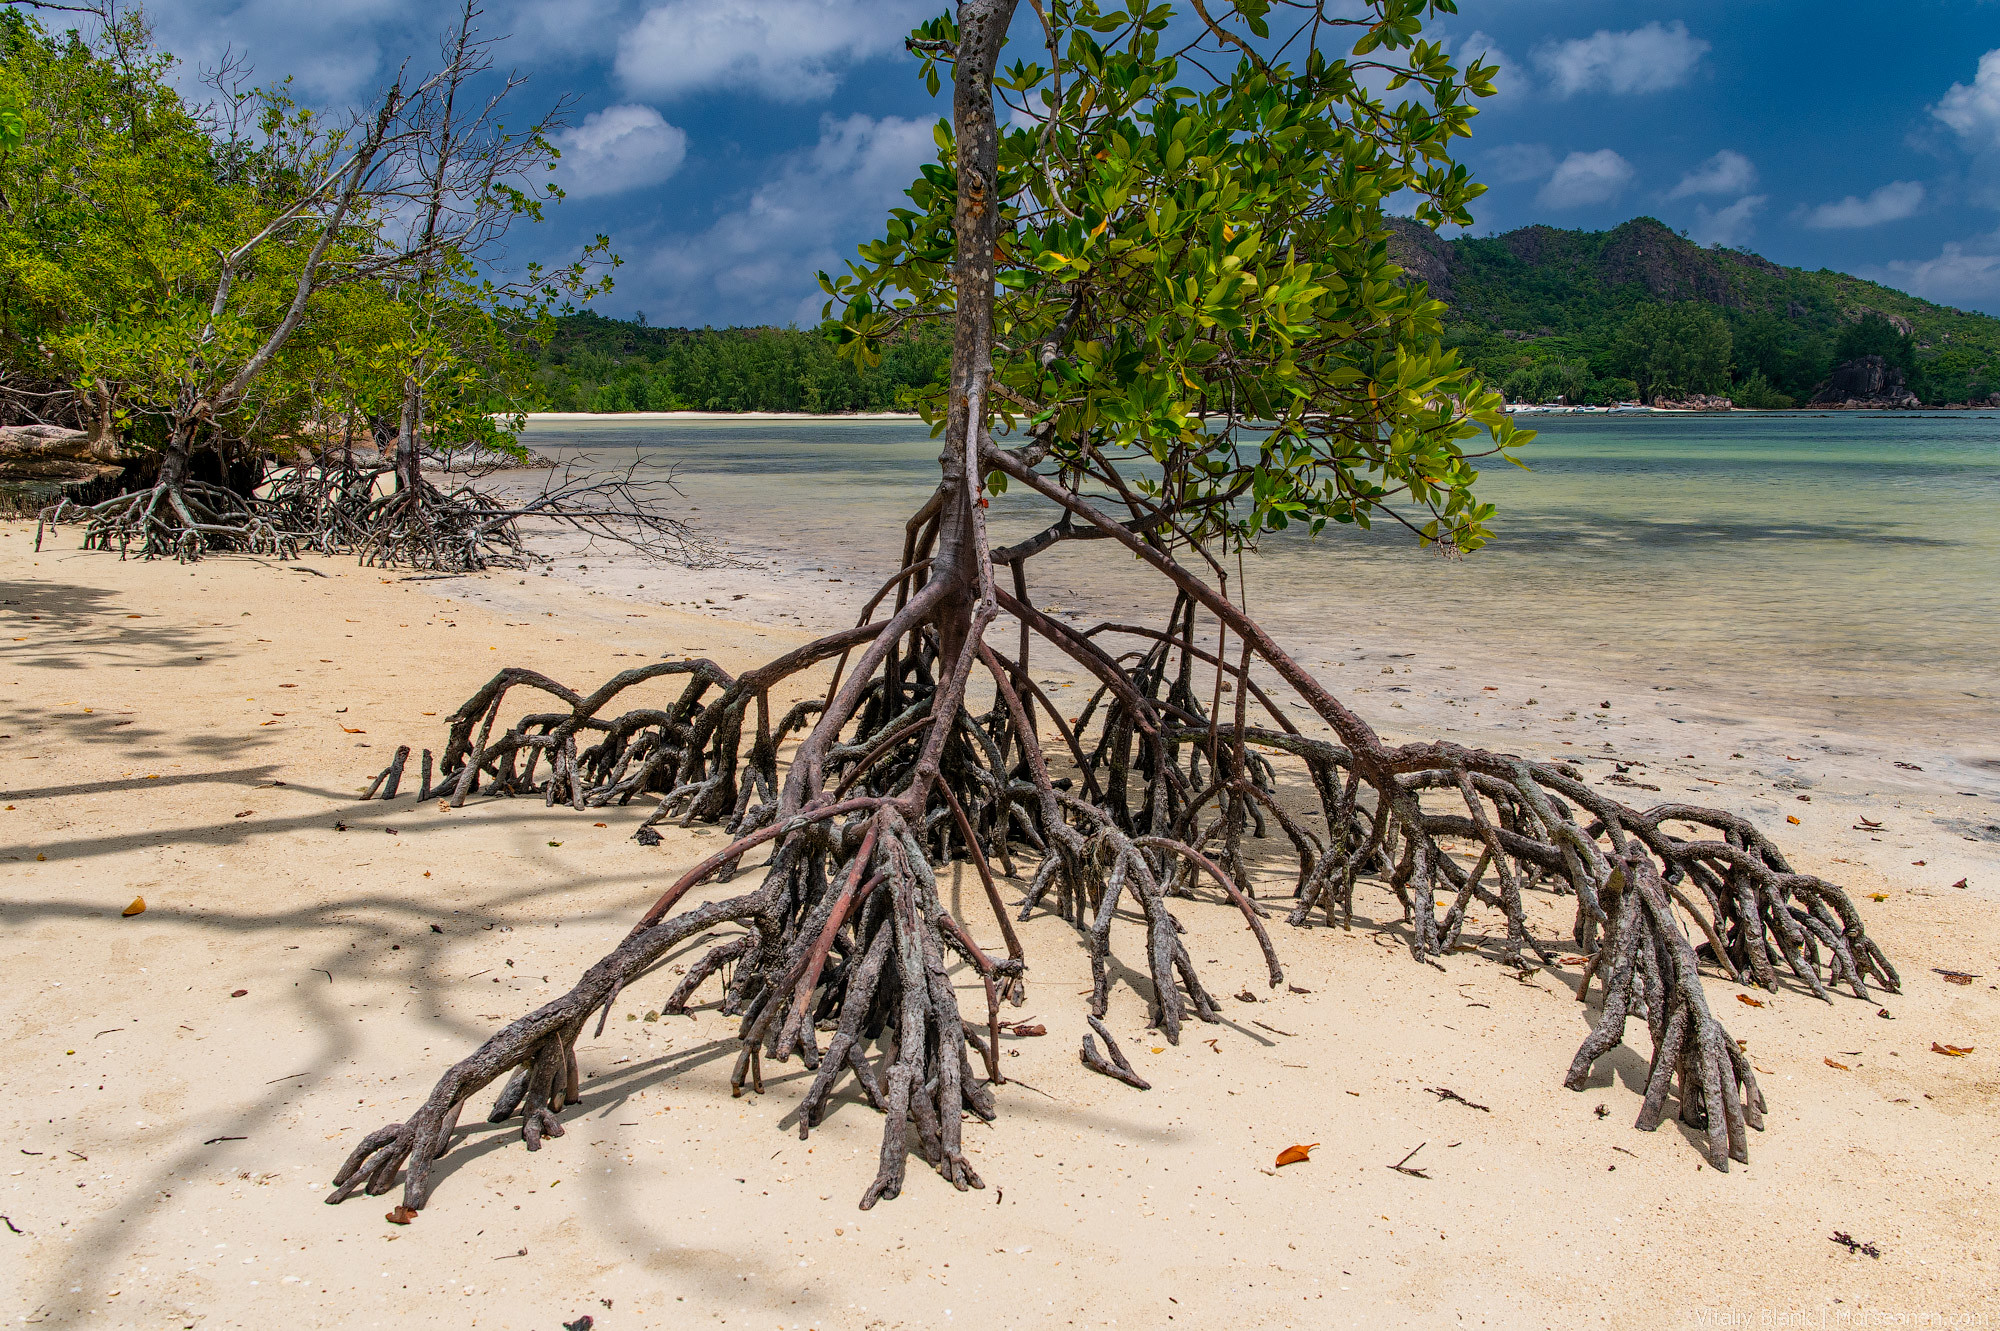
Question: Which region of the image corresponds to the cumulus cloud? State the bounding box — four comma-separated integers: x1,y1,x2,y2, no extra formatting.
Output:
1689,195,1766,247
634,113,933,327
1870,239,2000,309
1669,150,1757,200
137,0,627,105
1536,150,1635,209
553,104,688,199
1483,143,1557,185
616,0,932,102
1933,49,2000,149
1800,181,1926,229
1533,21,1708,98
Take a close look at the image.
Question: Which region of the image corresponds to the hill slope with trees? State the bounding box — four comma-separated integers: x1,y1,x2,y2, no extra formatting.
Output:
530,218,1999,413
1390,216,2000,407
529,314,951,413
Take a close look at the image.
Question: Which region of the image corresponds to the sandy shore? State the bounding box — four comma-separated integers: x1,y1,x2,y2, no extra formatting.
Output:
4,519,1998,1330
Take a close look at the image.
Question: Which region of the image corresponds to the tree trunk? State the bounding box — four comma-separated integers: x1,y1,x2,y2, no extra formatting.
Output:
394,376,423,495
926,0,1015,680
156,425,192,491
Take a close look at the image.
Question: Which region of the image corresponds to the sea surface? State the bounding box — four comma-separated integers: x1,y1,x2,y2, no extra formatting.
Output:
516,412,2000,771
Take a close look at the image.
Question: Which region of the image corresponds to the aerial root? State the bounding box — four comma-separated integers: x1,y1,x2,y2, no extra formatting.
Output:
1080,1014,1150,1089
38,479,297,562
1565,850,1764,1169
328,583,1895,1212
263,455,731,573
41,454,728,571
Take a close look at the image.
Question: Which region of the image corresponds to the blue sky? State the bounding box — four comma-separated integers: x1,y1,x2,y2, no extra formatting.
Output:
124,1,2000,325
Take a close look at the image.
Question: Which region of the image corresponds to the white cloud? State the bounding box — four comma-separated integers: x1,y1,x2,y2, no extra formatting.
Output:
1934,49,2000,149
1689,195,1766,247
615,0,932,102
137,0,629,105
1483,143,1557,185
553,104,688,199
1800,181,1926,229
636,113,934,326
1871,239,2000,308
1533,21,1708,98
1536,150,1635,209
1669,150,1757,200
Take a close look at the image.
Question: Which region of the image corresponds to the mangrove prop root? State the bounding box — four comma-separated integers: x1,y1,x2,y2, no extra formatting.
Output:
328,553,1895,1213
38,479,298,563
1081,1014,1150,1090
40,455,728,572
264,455,732,573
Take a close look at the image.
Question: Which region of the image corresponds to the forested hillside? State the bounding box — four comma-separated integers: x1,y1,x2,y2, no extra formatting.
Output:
529,218,2000,413
530,314,950,413
1391,217,2000,406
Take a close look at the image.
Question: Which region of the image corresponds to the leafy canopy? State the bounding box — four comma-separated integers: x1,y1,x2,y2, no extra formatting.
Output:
827,0,1525,555
1610,302,1733,401
0,8,604,459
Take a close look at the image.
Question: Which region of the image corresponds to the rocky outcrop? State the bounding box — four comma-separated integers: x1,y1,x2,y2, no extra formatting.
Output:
1807,355,1920,409
1651,393,1733,412
1597,218,1746,307
1384,217,1454,303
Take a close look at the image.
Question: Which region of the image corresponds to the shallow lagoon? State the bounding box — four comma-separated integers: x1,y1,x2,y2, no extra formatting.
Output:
519,411,2000,755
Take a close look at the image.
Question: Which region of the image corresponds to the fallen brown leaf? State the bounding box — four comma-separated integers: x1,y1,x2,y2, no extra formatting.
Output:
1737,994,1765,1008
230,989,248,998
1931,1043,1974,1057
1559,955,1589,966
1786,815,1801,825
1274,1143,1318,1168
341,726,366,734
234,810,254,818
1007,1024,1046,1038
122,896,146,917
1952,878,1969,890
1824,1058,1849,1071
1935,969,1978,985
386,1205,417,1225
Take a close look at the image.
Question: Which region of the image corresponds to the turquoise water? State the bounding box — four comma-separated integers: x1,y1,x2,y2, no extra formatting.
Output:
519,412,2000,743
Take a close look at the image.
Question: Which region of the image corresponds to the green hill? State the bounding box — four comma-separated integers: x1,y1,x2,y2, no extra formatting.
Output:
528,219,2000,412
1390,216,2000,406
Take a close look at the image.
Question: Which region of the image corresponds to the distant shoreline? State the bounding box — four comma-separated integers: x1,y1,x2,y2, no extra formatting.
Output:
523,410,920,422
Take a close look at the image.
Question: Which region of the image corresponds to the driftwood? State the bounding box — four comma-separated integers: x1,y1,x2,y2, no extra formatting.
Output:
0,424,127,485
0,423,130,514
